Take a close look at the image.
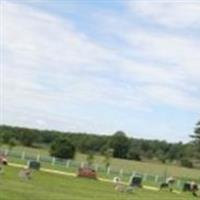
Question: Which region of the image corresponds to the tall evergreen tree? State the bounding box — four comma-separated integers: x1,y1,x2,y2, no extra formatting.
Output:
191,121,200,159
194,121,200,140
191,121,200,141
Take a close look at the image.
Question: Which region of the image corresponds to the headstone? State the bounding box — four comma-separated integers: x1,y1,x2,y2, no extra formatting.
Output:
0,155,8,165
19,168,32,180
77,167,97,179
129,175,142,187
27,160,41,170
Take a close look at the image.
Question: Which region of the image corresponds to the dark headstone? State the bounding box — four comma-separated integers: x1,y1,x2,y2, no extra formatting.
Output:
27,160,41,170
129,175,142,187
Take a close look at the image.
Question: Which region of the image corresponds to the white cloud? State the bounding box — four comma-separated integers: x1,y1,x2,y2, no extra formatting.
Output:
118,29,200,83
2,2,113,70
1,1,200,139
94,7,200,110
140,85,200,111
2,2,200,112
128,1,200,28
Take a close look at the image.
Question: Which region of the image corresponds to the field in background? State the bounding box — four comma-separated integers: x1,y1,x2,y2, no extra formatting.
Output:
0,166,196,200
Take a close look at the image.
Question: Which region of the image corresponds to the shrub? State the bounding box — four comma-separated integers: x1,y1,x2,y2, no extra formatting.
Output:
50,137,75,159
180,159,193,168
127,148,141,161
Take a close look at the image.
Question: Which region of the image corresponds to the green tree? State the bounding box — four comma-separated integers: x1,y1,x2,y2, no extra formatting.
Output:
193,121,200,140
0,136,2,148
2,131,13,144
8,138,17,151
156,150,167,163
20,131,38,147
191,121,200,159
50,137,76,159
180,158,193,168
0,125,196,164
109,131,130,159
127,147,141,161
166,143,184,161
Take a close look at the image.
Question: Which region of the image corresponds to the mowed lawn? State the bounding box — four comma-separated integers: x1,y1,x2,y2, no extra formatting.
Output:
0,166,196,200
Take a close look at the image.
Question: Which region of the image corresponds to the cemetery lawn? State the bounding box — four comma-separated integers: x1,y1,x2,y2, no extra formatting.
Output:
3,145,200,180
0,166,196,200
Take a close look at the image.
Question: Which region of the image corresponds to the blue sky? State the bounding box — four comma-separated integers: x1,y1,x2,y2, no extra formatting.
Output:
1,0,200,142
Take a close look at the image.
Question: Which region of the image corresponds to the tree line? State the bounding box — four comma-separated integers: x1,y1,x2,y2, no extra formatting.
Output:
0,122,199,168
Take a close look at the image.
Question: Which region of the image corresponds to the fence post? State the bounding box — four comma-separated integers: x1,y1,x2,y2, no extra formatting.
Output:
81,162,84,168
36,154,40,162
21,151,26,160
176,180,181,189
132,171,136,177
143,173,148,181
66,160,70,168
107,167,111,175
4,149,9,156
51,157,55,165
154,175,159,183
95,164,99,172
119,169,123,177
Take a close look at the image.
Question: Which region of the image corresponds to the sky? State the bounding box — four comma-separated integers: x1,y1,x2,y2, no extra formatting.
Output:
0,0,200,143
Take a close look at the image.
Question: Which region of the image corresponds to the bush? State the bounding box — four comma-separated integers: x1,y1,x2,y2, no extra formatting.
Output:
180,159,193,168
109,131,130,159
127,148,141,161
50,137,76,159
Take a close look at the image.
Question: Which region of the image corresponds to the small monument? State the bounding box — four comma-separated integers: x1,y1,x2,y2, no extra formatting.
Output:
77,167,97,179
27,160,41,170
0,155,8,165
129,175,143,188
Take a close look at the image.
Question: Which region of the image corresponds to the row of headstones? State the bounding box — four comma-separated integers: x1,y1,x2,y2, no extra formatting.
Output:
2,149,189,188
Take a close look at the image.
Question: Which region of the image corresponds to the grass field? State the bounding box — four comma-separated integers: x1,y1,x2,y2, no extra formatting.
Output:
2,145,200,181
0,166,197,200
